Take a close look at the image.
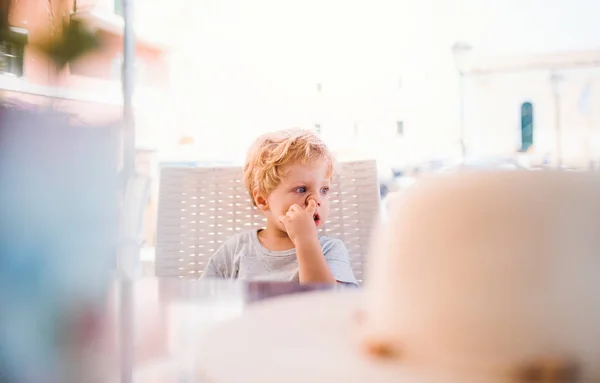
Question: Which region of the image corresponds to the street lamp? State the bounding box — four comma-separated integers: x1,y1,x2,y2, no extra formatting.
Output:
452,42,472,159
123,0,136,177
120,2,137,383
550,71,563,168
315,82,323,134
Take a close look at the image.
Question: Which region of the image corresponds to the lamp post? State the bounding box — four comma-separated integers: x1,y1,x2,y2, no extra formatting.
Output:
315,82,322,134
123,0,136,178
120,1,136,383
550,71,563,168
452,42,472,160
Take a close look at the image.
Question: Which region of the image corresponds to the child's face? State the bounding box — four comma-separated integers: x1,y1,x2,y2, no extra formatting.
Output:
260,160,331,234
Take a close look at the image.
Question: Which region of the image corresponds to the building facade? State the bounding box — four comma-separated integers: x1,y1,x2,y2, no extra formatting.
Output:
1,0,179,246
460,49,600,168
1,0,173,145
318,49,600,170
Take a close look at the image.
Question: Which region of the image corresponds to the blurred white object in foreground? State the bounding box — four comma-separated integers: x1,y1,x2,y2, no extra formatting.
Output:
363,170,600,381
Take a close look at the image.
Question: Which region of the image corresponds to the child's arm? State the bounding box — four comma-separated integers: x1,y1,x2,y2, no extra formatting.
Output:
321,239,358,286
201,257,223,278
295,237,337,284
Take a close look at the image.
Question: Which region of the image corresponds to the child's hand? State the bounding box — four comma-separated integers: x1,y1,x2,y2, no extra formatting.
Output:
279,199,319,245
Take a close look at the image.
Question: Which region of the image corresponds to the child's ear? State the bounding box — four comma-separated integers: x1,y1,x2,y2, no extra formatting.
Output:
253,189,269,211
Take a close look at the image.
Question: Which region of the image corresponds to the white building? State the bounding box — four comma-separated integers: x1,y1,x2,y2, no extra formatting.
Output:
460,49,600,167
329,48,600,170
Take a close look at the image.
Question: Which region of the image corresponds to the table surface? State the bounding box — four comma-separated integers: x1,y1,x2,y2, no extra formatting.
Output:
103,278,355,383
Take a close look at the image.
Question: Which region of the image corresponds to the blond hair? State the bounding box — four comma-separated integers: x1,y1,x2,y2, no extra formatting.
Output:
244,129,334,206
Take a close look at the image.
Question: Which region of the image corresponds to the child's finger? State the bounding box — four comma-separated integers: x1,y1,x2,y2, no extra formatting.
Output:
305,199,317,213
278,215,288,224
289,204,302,212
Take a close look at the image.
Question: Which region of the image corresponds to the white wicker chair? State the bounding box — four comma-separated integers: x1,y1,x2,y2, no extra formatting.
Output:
155,160,380,283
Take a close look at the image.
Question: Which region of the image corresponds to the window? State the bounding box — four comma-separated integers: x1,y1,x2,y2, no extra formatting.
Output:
115,0,124,16
520,102,533,152
0,27,27,77
0,41,24,76
396,121,404,136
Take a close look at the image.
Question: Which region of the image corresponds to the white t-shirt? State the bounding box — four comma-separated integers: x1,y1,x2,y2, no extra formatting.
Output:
201,228,358,285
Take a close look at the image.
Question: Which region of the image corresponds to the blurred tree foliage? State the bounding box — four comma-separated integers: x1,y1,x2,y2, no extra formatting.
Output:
38,17,103,71
1,0,103,71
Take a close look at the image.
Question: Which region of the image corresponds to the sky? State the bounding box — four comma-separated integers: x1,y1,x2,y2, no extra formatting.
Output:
176,0,600,82
451,0,600,55
162,0,600,160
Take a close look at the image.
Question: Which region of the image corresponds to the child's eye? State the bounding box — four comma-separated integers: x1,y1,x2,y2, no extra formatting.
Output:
320,187,329,195
295,186,307,193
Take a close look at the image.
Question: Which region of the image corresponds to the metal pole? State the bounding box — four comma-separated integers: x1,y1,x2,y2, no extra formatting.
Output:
586,111,593,170
120,2,135,383
458,71,467,159
452,42,471,160
551,72,562,168
122,0,136,178
119,278,133,383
